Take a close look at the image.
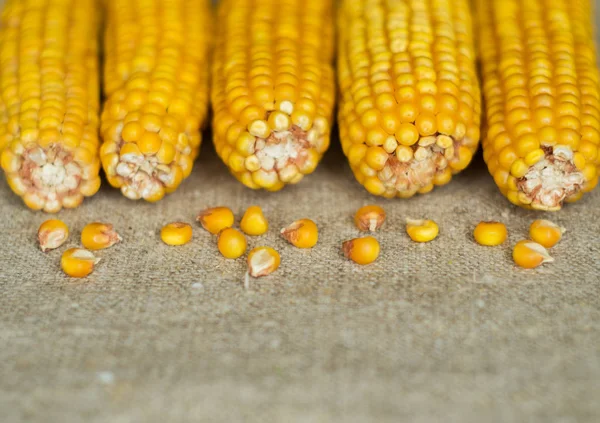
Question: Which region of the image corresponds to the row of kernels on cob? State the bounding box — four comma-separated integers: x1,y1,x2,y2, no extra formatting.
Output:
99,0,211,202
211,0,335,191
337,0,481,198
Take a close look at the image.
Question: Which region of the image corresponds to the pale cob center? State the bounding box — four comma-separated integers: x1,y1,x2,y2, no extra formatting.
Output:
516,146,585,210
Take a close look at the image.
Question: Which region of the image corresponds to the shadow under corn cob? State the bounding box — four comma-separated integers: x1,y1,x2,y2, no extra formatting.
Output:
337,0,481,198
211,0,335,191
99,0,211,202
0,0,102,212
476,0,600,210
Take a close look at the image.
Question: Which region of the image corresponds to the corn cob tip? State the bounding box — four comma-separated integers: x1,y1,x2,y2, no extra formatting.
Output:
515,146,585,211
2,144,100,213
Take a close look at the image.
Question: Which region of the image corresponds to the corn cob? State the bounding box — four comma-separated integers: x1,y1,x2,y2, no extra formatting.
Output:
211,0,335,191
100,0,211,202
476,0,600,210
0,0,101,212
337,0,481,198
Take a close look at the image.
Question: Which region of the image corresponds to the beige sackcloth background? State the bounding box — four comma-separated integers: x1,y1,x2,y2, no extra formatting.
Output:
1,2,600,423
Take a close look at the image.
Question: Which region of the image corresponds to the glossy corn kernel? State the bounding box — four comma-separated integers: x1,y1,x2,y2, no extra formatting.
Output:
512,240,554,269
61,248,100,278
342,236,380,265
0,0,101,212
280,219,319,249
247,247,281,277
160,222,193,246
354,205,386,232
38,219,69,252
475,0,600,210
81,223,122,250
529,220,566,248
100,0,212,201
217,228,247,259
196,207,235,235
473,221,508,246
337,0,481,198
240,206,269,236
211,0,335,191
406,219,439,243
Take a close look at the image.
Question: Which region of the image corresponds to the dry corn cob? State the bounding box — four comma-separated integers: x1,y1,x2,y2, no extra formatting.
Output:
476,0,600,210
99,0,211,201
211,0,335,191
0,0,101,212
337,0,481,198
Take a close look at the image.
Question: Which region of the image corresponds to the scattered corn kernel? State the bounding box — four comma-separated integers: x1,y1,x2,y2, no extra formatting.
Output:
354,205,386,232
38,219,69,252
240,206,268,236
342,236,380,265
196,207,235,234
280,219,319,248
512,240,554,269
406,218,439,242
61,248,100,278
529,219,566,248
473,221,508,246
160,222,193,246
217,228,247,259
247,247,281,277
81,222,122,250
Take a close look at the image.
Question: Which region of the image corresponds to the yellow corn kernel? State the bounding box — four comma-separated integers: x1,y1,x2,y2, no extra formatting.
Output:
217,228,247,259
406,218,439,243
280,219,318,249
240,206,269,236
81,223,122,250
38,219,69,252
196,207,235,234
512,240,554,269
160,222,193,246
61,248,100,278
529,219,566,248
342,236,380,265
247,247,281,277
473,221,507,246
354,205,386,232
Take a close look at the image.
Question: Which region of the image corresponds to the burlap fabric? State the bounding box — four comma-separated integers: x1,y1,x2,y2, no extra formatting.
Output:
1,3,600,422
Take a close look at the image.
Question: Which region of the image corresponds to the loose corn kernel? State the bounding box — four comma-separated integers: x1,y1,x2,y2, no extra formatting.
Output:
217,228,247,259
354,205,386,232
512,240,554,269
240,206,268,236
81,223,122,250
196,207,235,234
247,246,281,277
38,219,69,252
280,219,319,248
406,218,439,242
529,219,566,248
342,236,380,265
160,222,193,246
473,221,508,246
61,248,100,278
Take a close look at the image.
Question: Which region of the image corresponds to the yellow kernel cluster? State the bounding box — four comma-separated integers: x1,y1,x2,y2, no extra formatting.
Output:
476,0,600,210
161,222,193,246
211,0,335,191
0,0,101,212
197,207,235,235
38,219,69,253
99,0,212,202
81,222,122,250
61,248,100,278
281,219,319,249
473,221,507,246
337,0,481,198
